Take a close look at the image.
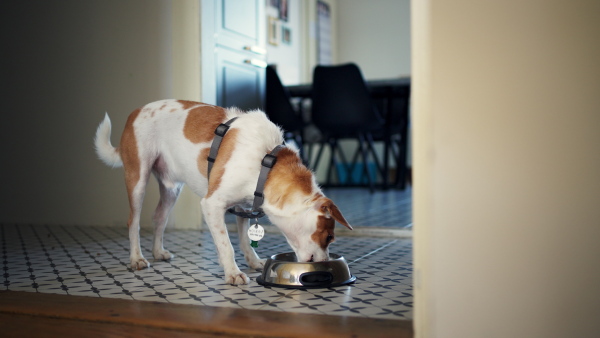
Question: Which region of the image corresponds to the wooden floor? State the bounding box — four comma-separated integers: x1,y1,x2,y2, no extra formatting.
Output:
0,291,413,337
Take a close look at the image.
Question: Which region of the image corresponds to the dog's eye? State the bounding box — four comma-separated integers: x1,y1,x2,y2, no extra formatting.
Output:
326,234,334,244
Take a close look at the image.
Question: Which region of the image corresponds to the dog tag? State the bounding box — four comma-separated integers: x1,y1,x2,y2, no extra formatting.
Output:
248,222,264,248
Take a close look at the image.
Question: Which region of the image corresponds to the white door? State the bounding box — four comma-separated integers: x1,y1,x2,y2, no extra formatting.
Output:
203,0,266,110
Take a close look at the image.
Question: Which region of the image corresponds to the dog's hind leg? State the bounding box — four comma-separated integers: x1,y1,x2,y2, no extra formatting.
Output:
152,177,182,261
120,109,153,270
234,209,266,270
124,166,151,270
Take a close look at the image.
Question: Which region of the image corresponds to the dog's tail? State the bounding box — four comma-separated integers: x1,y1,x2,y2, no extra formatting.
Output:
94,113,123,168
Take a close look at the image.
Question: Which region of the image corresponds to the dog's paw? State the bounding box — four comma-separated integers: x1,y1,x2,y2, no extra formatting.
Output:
247,257,267,270
131,257,150,270
153,249,175,261
225,271,250,285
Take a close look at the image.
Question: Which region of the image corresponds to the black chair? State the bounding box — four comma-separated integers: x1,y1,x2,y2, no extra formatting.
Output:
265,65,305,159
373,85,411,189
310,63,385,191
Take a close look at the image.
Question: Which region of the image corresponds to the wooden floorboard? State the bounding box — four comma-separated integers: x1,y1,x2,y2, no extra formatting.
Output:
0,291,413,337
0,312,222,338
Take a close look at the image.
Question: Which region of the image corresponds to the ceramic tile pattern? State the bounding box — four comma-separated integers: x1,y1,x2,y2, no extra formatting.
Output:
322,186,412,228
1,222,413,320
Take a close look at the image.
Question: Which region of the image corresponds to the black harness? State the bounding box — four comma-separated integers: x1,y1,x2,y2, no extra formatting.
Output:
207,117,285,219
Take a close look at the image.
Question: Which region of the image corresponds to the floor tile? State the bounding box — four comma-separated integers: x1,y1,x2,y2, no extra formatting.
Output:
1,222,413,320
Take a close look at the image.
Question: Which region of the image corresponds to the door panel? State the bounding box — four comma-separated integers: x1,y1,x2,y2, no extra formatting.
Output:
216,0,265,54
223,0,257,41
210,0,266,110
216,47,265,110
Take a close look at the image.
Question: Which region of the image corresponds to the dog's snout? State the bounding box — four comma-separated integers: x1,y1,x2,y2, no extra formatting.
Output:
303,253,329,262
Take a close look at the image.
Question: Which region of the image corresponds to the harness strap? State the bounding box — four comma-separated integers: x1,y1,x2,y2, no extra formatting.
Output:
228,144,285,219
252,145,285,212
207,117,285,219
207,117,238,178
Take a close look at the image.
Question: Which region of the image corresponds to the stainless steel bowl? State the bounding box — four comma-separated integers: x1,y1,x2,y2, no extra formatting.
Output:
256,252,356,289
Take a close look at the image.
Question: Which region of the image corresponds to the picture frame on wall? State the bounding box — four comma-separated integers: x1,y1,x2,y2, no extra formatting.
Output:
282,26,291,45
279,0,288,22
268,16,280,46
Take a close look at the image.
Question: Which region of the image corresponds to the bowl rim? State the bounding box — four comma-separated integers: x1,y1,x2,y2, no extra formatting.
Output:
267,252,346,263
257,252,357,289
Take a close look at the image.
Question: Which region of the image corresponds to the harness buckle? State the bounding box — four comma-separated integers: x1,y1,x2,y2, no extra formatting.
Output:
214,123,231,137
261,154,278,168
227,207,265,219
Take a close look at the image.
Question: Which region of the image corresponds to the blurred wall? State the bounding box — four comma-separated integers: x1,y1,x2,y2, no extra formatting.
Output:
338,0,411,79
300,0,339,83
0,0,203,229
265,0,303,85
412,0,600,336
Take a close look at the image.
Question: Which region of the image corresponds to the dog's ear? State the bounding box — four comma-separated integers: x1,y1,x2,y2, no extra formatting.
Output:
316,198,353,230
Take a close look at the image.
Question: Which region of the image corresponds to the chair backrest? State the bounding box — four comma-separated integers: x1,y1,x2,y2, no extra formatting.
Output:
311,63,382,134
265,65,303,132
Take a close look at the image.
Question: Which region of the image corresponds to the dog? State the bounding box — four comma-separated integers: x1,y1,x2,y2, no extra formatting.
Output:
94,99,352,285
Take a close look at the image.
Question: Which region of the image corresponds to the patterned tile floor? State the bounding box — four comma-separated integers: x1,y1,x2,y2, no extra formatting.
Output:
1,222,413,320
322,186,412,228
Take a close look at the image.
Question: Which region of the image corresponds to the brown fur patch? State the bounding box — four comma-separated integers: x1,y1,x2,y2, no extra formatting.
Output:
177,100,200,110
312,215,336,249
310,197,353,248
263,148,314,209
183,105,227,144
205,129,239,198
119,108,142,227
197,147,210,178
317,198,352,230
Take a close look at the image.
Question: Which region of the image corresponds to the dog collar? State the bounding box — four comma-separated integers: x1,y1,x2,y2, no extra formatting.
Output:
207,118,285,219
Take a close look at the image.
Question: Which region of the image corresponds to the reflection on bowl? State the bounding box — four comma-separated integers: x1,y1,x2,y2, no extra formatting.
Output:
256,252,356,289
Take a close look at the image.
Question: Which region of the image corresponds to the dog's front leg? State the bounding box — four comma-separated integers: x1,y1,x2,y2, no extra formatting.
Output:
234,207,266,270
201,198,249,285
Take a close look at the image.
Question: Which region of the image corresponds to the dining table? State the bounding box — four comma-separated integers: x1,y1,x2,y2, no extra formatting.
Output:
285,77,411,190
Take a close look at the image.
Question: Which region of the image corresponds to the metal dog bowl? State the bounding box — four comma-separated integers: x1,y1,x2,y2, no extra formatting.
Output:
256,252,356,289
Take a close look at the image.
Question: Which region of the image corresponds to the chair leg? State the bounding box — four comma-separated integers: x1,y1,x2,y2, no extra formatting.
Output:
357,133,375,193
312,139,326,172
390,134,401,160
396,134,408,190
326,138,338,186
365,133,384,181
382,130,391,190
306,142,314,167
334,141,354,185
348,142,361,185
295,132,308,166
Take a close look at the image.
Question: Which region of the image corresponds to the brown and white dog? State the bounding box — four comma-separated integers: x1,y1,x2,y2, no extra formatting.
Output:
94,99,352,285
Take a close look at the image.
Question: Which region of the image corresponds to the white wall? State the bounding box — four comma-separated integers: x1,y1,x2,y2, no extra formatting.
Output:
338,0,411,79
300,0,339,83
265,0,303,85
267,0,390,85
170,0,204,229
0,0,203,229
413,0,600,336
